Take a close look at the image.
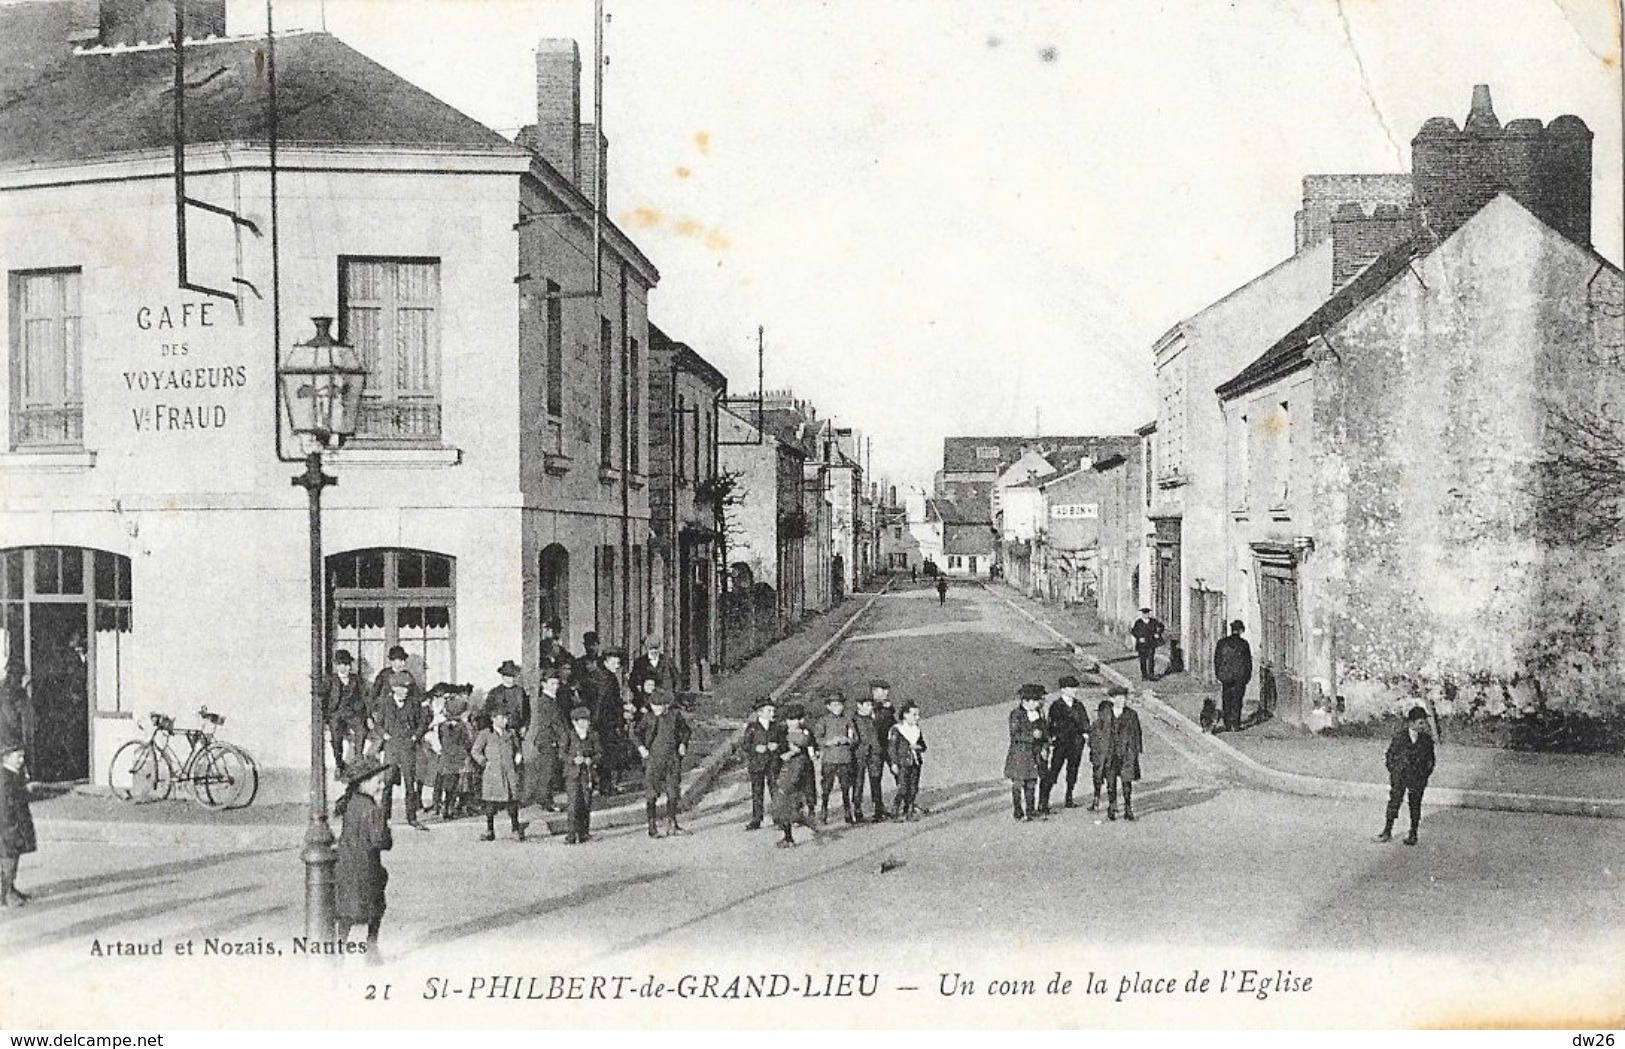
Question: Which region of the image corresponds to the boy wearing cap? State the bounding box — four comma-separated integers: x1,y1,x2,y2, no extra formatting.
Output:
562,706,601,844
376,676,428,828
334,757,393,961
1006,685,1050,821
636,691,692,838
1,744,35,907
324,650,367,777
741,698,782,831
471,710,527,841
1041,675,1089,812
1377,706,1436,846
851,693,887,823
888,703,927,821
813,690,857,824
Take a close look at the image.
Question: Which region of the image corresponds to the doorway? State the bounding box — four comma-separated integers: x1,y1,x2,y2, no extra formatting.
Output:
31,604,88,781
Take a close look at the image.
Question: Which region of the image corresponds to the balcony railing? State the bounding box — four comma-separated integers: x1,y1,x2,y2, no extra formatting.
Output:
354,399,441,442
12,406,83,448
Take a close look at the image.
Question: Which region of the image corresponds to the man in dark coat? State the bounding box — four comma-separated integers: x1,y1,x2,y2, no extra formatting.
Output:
485,661,531,735
573,631,602,681
1130,608,1164,681
936,576,949,605
525,663,570,811
376,678,428,828
1040,675,1090,812
539,617,566,669
630,633,670,692
1377,706,1437,846
324,650,367,776
1,743,35,907
333,757,392,962
369,646,421,726
741,698,783,830
578,650,627,797
1101,685,1144,821
1213,620,1253,732
635,691,692,838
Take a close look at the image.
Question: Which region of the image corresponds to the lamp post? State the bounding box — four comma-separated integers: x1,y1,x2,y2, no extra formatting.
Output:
277,316,367,942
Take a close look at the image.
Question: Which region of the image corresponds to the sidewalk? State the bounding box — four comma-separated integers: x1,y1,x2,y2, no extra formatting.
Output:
32,587,888,844
992,583,1625,819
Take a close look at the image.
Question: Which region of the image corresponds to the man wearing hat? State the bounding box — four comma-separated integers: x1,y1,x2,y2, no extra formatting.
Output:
561,705,601,843
486,661,531,735
525,663,570,811
1377,706,1436,846
370,646,421,723
578,648,627,796
1040,675,1090,812
324,650,367,777
741,698,783,831
539,617,566,668
635,689,692,838
375,675,429,828
1213,620,1254,732
573,631,602,682
1130,608,1165,681
631,633,669,693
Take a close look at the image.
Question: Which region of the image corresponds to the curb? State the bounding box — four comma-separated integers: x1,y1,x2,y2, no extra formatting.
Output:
994,585,1625,821
543,579,894,836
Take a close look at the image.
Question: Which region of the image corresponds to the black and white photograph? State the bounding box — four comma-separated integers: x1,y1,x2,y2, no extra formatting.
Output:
0,0,1621,1034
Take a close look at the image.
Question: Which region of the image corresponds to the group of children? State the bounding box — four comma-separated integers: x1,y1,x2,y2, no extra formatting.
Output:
1004,674,1144,822
742,679,928,848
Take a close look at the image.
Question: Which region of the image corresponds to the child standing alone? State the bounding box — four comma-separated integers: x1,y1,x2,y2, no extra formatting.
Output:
472,709,527,841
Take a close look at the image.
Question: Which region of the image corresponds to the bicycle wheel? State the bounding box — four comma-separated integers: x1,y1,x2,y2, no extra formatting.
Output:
191,742,259,810
108,741,175,803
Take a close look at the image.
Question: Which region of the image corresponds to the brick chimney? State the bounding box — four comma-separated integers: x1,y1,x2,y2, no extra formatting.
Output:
535,39,581,186
1330,203,1413,288
98,0,224,46
1411,84,1593,246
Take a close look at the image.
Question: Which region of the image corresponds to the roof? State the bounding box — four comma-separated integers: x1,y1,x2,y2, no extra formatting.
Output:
649,324,728,392
1216,236,1421,400
942,435,1133,475
0,24,521,168
926,498,966,524
943,522,996,556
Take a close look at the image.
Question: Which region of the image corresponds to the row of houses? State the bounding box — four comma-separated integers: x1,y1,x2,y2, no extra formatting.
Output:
997,85,1622,728
0,0,882,794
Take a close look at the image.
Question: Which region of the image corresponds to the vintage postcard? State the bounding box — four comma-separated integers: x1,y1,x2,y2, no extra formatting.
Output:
0,0,1621,1034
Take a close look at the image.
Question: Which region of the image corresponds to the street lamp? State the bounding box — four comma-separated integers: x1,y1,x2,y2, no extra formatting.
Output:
277,316,367,942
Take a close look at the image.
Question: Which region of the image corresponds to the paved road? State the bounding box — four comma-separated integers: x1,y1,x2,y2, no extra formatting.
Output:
4,583,1622,1027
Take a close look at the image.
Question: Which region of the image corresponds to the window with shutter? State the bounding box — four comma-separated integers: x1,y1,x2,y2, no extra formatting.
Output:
339,258,441,442
9,269,83,449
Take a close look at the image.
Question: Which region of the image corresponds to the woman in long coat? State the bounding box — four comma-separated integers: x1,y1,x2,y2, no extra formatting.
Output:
1004,684,1050,821
333,758,392,961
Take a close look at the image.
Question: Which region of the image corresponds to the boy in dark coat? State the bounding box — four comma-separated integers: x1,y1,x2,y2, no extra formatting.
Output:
1006,684,1050,821
525,663,570,812
812,690,857,824
334,757,393,963
433,696,474,820
1213,621,1254,732
376,678,428,828
1377,706,1437,846
562,706,601,844
741,698,782,831
851,693,887,823
471,710,526,841
1087,697,1113,811
369,646,421,723
1101,686,1144,821
1,744,35,907
771,703,818,847
485,661,531,735
635,691,692,838
1040,674,1089,812
324,650,367,776
888,702,927,821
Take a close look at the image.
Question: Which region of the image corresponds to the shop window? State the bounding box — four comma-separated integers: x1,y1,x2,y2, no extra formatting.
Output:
328,548,455,685
9,269,83,449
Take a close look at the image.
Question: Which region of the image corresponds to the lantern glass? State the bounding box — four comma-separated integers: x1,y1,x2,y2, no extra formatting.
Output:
279,317,367,448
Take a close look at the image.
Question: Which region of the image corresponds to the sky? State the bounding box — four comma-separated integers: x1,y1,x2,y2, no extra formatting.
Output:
236,0,1621,488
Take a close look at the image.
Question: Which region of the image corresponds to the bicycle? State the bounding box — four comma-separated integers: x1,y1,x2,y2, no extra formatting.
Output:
108,707,260,810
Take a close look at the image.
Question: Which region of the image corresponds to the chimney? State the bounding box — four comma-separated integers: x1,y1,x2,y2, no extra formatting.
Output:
99,0,224,46
578,122,608,208
1411,84,1592,246
1331,203,1412,288
535,39,581,186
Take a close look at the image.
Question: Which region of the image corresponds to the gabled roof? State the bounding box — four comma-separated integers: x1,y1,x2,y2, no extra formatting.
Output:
942,435,1129,474
649,324,729,392
0,21,521,168
1216,236,1420,400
